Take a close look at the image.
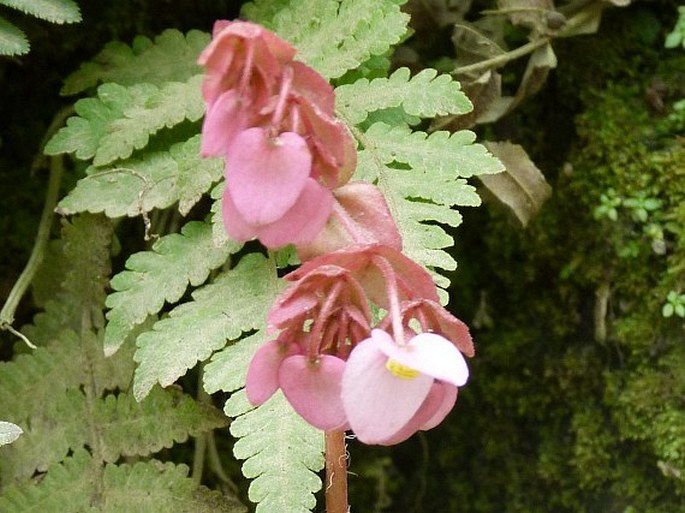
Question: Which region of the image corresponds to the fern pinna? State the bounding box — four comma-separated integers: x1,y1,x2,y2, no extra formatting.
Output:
0,1,502,512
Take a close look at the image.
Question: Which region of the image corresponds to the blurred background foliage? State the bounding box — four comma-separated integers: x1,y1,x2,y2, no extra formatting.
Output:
1,1,684,512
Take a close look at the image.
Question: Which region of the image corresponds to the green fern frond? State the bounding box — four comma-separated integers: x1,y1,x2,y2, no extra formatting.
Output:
101,458,245,513
0,449,245,513
244,0,409,79
58,136,224,218
62,29,209,95
336,67,473,125
0,0,80,24
226,390,324,513
45,75,204,166
0,329,132,423
204,330,266,394
0,449,93,512
104,221,236,356
0,15,28,55
133,253,280,401
210,183,231,247
1,361,226,481
356,122,503,287
97,387,228,462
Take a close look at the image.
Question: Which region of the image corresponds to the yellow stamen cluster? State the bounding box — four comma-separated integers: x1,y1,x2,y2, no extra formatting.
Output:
386,358,420,380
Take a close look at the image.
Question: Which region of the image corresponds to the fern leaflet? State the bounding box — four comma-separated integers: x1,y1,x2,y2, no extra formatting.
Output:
356,122,504,287
0,0,80,23
336,67,473,125
104,220,236,355
45,75,204,166
62,29,209,95
243,0,409,79
133,253,280,401
226,391,324,513
0,15,29,55
58,136,224,218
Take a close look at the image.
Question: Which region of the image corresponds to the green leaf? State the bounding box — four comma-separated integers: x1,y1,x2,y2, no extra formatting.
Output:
226,390,324,513
204,331,267,394
357,122,503,285
105,221,237,356
0,449,93,513
45,75,205,166
57,136,224,218
0,15,29,55
0,386,227,482
97,387,228,462
62,29,210,95
0,329,134,424
0,449,245,513
210,183,231,247
101,459,245,513
133,253,280,401
0,0,80,24
336,67,472,125
244,0,410,79
0,421,22,446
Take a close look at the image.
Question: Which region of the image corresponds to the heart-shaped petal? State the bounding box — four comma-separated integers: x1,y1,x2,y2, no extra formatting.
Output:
279,354,347,431
257,178,333,248
226,128,312,226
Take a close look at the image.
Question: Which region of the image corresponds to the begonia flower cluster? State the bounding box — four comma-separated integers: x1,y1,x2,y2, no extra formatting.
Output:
199,20,475,445
198,20,356,248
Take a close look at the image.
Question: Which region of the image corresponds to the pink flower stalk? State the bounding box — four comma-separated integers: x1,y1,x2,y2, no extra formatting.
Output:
341,329,469,445
198,20,357,248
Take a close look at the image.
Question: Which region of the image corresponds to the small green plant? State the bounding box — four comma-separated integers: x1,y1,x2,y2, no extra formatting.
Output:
662,290,685,318
665,6,685,50
593,187,621,221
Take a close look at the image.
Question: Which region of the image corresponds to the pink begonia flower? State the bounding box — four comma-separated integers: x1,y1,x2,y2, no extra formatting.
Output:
198,20,296,108
341,329,469,445
377,298,475,357
245,264,372,429
245,339,348,431
199,20,357,248
297,181,402,262
220,127,334,247
287,244,439,308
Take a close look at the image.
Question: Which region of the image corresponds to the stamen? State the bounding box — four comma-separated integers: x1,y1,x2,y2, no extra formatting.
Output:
386,358,420,379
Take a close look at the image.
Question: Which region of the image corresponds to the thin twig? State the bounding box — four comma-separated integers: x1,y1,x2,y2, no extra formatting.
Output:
1,155,64,348
453,37,549,76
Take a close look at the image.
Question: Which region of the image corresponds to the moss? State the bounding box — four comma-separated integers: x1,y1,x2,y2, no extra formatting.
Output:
366,6,685,513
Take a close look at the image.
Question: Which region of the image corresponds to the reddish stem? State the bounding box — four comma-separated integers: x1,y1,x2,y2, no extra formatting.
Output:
325,430,348,513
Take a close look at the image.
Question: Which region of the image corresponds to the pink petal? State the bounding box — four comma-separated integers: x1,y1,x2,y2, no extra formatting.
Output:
374,382,458,445
201,90,250,157
341,332,433,444
221,183,258,242
298,98,357,187
246,340,294,405
278,354,347,431
419,382,458,430
290,61,335,115
297,181,402,261
226,128,312,226
379,331,469,387
256,178,333,248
